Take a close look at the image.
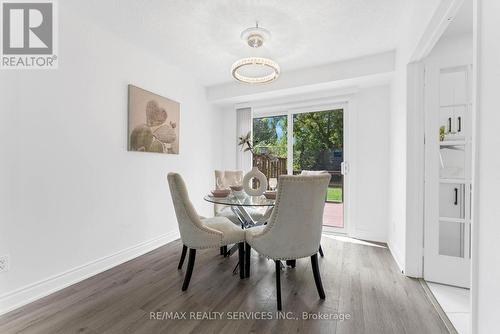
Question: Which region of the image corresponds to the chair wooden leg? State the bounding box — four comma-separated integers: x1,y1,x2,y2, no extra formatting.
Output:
238,243,245,279
223,245,228,257
275,260,282,310
245,243,251,278
311,253,325,299
220,246,224,255
178,245,187,270
181,249,196,291
286,260,296,268
319,245,324,257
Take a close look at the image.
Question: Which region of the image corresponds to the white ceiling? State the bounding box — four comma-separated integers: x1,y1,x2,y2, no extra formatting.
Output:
68,0,408,87
442,0,473,39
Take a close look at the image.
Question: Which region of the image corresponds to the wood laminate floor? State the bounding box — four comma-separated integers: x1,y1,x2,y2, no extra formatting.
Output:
0,236,448,334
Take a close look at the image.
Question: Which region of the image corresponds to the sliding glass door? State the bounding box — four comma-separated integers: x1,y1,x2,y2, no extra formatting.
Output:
292,109,344,229
252,108,346,230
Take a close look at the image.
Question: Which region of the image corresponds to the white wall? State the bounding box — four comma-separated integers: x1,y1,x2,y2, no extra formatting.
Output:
216,85,390,243
388,67,408,270
0,3,220,313
427,33,473,61
472,0,500,332
351,86,390,242
387,0,442,273
219,106,237,170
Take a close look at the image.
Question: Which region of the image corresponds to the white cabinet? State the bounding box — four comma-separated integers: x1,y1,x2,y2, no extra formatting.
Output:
439,143,466,179
439,221,466,258
438,68,470,140
439,183,465,219
439,70,468,106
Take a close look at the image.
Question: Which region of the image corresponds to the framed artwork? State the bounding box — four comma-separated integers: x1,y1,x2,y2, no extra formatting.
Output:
128,84,180,154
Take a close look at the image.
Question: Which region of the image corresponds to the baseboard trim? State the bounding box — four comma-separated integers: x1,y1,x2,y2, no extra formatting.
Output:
387,241,405,274
0,230,180,316
350,229,387,244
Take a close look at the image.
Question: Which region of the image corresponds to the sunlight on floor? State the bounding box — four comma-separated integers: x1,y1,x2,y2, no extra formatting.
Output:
322,234,387,248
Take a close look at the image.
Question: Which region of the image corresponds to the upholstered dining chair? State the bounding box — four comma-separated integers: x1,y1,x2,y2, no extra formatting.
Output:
167,173,246,291
245,174,331,310
300,170,331,258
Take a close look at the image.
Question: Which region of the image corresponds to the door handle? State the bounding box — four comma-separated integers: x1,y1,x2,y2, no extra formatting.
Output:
341,162,348,175
454,188,458,205
448,117,452,133
457,116,462,132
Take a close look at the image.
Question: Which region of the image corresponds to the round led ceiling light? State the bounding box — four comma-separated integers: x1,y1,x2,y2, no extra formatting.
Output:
231,23,280,84
231,57,280,84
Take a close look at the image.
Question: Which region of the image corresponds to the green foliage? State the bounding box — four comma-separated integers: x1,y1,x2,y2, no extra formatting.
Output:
251,110,343,172
293,110,343,171
327,187,342,202
252,116,287,158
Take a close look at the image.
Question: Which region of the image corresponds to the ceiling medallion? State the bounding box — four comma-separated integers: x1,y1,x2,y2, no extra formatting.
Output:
231,23,280,84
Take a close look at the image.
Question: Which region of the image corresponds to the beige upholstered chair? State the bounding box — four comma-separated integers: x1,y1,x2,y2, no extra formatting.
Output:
245,174,331,310
167,173,246,290
300,170,331,257
300,170,329,176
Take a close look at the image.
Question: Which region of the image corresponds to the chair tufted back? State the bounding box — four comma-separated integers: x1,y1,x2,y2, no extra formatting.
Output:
167,173,222,248
251,174,331,259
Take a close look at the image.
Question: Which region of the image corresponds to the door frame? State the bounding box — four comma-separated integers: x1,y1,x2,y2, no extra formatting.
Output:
251,98,355,236
423,60,472,288
404,0,470,278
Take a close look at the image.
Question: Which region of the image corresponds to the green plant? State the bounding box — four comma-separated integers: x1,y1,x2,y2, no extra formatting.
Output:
238,131,254,153
439,126,446,141
238,131,278,162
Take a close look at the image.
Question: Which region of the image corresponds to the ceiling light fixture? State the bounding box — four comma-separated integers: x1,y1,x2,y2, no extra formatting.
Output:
240,23,271,48
231,23,280,84
231,57,280,84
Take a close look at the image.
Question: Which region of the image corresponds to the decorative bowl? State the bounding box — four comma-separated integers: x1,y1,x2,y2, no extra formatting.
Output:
230,185,243,192
211,189,230,198
264,191,277,199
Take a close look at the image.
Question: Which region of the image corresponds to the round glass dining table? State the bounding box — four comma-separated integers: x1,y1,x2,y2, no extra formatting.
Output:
203,193,275,229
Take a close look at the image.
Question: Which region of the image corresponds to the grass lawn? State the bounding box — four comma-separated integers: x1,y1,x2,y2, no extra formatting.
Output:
327,187,342,202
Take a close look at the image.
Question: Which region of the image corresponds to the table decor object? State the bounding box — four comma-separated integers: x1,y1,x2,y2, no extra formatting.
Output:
243,167,268,196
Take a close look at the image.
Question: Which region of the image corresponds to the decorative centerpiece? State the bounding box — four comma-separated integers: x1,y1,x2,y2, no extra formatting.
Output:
242,167,268,196
238,132,272,196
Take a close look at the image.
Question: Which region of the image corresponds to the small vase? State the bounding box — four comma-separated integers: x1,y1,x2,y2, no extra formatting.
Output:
243,167,268,196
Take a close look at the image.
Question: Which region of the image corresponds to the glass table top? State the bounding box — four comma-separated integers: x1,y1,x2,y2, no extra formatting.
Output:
203,193,275,207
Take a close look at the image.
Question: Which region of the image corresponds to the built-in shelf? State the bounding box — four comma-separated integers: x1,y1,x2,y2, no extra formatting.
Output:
439,178,469,184
439,103,470,108
440,140,466,148
439,217,466,223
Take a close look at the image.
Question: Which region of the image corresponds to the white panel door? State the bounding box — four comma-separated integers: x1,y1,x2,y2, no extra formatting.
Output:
424,63,472,288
